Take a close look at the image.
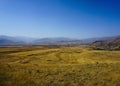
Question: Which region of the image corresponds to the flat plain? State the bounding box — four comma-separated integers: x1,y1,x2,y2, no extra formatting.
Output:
0,46,120,86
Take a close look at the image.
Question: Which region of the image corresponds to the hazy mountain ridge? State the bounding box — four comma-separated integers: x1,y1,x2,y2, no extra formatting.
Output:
0,35,119,46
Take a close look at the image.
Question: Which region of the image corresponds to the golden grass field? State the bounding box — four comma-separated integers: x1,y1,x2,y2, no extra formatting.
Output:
0,46,120,86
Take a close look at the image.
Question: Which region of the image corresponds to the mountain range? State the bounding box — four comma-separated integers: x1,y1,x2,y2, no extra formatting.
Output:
0,35,119,46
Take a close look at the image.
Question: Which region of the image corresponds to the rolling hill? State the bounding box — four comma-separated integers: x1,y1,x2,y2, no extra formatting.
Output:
91,37,120,50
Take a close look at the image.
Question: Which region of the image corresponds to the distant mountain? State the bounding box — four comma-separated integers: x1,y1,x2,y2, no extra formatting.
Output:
0,35,16,41
0,39,25,46
0,35,119,46
0,35,26,46
0,39,15,46
34,37,75,42
0,35,36,42
91,36,120,50
33,36,118,45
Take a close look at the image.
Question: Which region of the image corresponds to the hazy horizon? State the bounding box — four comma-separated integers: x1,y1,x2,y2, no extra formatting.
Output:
0,34,120,40
0,0,120,39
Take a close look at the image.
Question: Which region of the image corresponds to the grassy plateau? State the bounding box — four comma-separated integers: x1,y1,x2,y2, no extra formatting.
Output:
0,46,120,86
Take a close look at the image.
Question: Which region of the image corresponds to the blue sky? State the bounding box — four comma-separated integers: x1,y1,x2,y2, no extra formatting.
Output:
0,0,120,39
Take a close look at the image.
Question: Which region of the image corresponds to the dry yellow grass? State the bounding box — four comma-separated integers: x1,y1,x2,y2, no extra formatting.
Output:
0,46,120,86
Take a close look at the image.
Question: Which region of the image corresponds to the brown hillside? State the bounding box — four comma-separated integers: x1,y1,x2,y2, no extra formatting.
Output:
91,37,120,50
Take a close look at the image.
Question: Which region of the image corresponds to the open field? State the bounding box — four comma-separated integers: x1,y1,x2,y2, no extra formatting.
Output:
0,46,120,86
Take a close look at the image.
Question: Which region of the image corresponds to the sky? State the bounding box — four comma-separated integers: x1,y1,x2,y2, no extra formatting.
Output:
0,0,120,39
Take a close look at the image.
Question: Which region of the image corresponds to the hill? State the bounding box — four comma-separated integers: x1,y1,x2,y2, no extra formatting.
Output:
91,37,120,50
